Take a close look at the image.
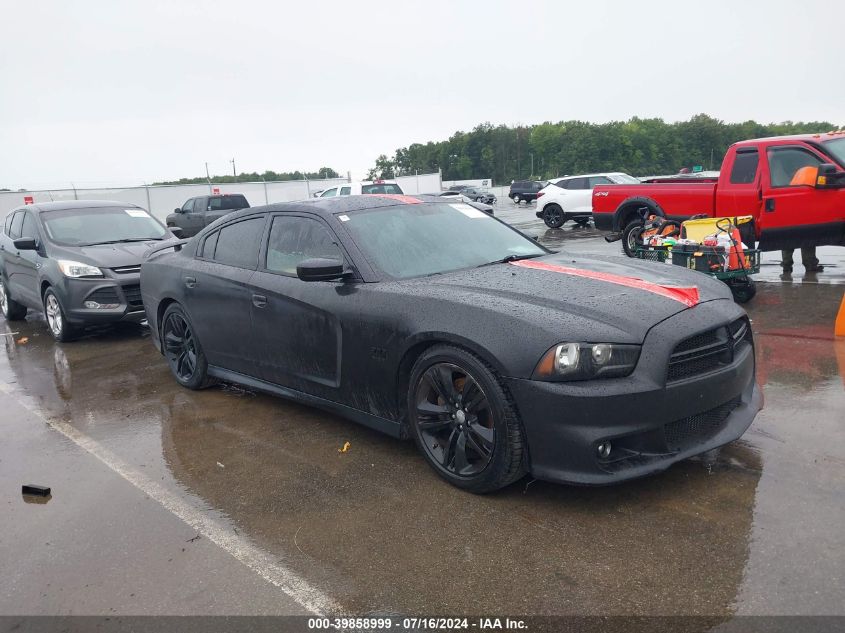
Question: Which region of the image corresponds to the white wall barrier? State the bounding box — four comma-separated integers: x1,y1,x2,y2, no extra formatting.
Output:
0,175,448,222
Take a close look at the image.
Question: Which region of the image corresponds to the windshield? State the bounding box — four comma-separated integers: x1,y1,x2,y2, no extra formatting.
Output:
340,202,546,279
41,207,167,246
609,173,641,184
822,138,845,167
361,183,403,194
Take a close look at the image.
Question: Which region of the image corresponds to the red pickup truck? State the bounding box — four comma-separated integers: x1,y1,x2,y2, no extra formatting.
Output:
592,132,845,255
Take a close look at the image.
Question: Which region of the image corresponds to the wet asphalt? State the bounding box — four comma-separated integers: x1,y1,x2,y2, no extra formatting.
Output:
1,200,843,617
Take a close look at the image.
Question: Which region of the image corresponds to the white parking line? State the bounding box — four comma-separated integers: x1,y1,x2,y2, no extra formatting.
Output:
0,382,341,616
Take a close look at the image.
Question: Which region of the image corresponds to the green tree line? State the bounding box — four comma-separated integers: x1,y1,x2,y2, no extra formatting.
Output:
367,114,840,183
153,167,340,186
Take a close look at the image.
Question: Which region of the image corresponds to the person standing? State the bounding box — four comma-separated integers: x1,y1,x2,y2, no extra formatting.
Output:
781,247,823,274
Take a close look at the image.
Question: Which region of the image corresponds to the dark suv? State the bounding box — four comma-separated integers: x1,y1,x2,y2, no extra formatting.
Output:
0,200,175,341
508,180,545,204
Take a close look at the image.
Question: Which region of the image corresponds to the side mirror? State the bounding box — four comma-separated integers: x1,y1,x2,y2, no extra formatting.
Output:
174,207,183,213
816,163,845,189
297,258,349,282
14,237,37,251
169,227,185,239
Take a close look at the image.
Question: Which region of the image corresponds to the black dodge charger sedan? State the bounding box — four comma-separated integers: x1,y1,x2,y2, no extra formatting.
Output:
141,195,761,493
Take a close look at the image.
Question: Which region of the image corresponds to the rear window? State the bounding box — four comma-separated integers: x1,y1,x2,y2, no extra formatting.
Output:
361,183,403,194
3,212,14,236
730,151,759,184
209,195,249,211
9,212,23,239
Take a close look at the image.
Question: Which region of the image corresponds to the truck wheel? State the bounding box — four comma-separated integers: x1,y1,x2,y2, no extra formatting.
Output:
622,219,645,257
542,205,565,229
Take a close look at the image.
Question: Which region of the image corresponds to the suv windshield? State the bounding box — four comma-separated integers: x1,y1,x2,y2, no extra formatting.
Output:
41,207,167,246
609,174,641,184
340,203,545,279
822,138,845,167
361,183,403,194
209,195,248,210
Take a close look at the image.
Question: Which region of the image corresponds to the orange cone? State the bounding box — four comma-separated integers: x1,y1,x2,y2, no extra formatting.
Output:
836,292,845,337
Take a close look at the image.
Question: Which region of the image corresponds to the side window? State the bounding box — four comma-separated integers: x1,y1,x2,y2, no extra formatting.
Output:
3,212,14,236
588,176,612,189
199,230,219,259
339,186,351,196
211,217,265,269
265,216,342,276
730,150,759,185
193,198,207,212
9,212,24,239
181,199,194,212
320,188,337,198
768,147,823,188
567,177,589,190
20,212,40,240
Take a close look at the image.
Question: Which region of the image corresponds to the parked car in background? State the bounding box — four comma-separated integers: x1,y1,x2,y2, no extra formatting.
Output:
536,172,640,228
509,180,545,204
461,187,496,205
319,180,404,197
592,132,845,255
1,200,175,341
166,194,250,238
429,192,495,215
142,194,759,493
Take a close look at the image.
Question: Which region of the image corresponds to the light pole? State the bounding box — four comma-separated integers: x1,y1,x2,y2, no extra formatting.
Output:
230,158,236,177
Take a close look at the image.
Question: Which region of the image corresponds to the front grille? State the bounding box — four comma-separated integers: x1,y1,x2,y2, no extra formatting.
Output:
86,287,120,304
111,265,142,274
667,317,750,382
122,284,143,308
664,396,742,452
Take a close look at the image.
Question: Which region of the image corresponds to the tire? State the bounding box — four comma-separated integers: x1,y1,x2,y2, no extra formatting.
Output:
407,345,526,493
622,219,645,257
161,303,216,390
43,288,82,342
542,204,565,229
0,277,27,321
729,278,757,304
512,194,521,204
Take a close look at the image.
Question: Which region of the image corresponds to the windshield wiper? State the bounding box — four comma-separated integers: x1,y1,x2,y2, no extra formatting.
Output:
82,238,164,246
477,253,543,268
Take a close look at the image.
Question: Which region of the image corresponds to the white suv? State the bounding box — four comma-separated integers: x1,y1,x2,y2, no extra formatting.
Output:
318,180,404,197
535,172,639,228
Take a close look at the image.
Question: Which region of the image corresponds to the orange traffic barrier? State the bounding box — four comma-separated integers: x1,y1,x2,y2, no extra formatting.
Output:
836,292,845,337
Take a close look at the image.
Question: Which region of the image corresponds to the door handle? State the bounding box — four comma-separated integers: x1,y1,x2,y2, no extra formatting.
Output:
252,294,267,308
764,199,776,212
184,276,197,288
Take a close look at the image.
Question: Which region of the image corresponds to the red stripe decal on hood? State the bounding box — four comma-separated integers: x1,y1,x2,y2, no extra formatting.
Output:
510,259,700,307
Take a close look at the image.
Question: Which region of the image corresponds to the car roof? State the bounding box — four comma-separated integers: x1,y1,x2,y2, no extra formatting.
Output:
553,172,626,181
213,194,453,221
733,131,845,147
9,199,144,214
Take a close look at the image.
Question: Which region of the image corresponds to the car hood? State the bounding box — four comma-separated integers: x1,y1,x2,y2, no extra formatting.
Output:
51,240,177,269
409,251,732,343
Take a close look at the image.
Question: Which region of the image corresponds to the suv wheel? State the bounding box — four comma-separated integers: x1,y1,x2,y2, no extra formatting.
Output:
0,278,27,321
43,288,81,342
542,204,565,229
512,194,521,204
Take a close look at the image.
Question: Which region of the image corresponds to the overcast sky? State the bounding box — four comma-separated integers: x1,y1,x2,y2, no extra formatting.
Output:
1,0,842,188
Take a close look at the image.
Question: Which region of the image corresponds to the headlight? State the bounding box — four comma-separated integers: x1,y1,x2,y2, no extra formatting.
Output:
57,260,103,278
532,343,640,381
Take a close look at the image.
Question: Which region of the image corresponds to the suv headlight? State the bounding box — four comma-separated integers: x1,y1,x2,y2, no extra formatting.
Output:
57,260,103,278
532,343,641,381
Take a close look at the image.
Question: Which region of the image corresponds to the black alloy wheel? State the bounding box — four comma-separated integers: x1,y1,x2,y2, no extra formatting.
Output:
162,304,214,389
408,345,526,493
542,204,565,229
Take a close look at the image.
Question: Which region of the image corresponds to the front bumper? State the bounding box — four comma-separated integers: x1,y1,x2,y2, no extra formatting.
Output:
506,299,761,485
56,272,146,325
